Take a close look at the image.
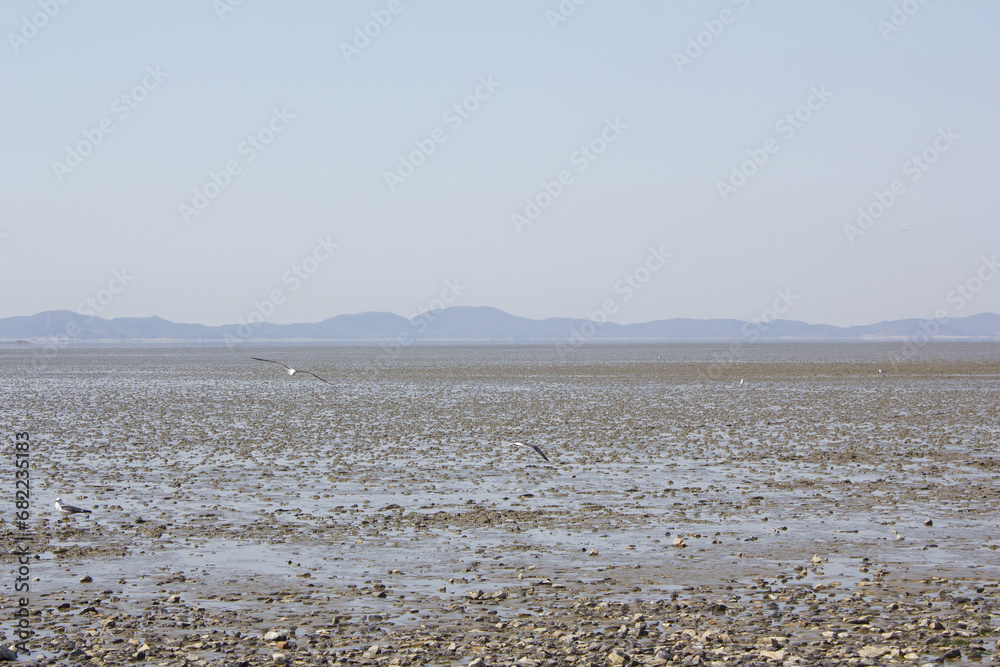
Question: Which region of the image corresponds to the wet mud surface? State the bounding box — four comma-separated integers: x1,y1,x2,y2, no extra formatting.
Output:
2,342,999,666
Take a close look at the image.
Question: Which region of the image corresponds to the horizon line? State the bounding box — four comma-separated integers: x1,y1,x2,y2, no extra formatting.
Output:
4,305,999,332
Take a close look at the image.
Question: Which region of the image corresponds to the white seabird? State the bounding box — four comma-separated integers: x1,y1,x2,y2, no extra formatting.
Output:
510,441,551,463
55,497,92,517
252,357,333,385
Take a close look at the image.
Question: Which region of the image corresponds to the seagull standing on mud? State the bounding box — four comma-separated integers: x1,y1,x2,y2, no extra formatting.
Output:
55,498,92,519
252,358,333,385
509,441,551,463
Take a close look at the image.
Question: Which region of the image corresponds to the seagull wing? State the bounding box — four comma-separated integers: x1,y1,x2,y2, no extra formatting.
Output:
302,371,334,385
58,500,91,514
252,357,293,371
512,441,550,462
530,444,551,462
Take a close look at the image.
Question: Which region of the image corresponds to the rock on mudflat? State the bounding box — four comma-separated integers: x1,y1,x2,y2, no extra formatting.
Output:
264,629,288,642
608,648,630,665
858,645,891,659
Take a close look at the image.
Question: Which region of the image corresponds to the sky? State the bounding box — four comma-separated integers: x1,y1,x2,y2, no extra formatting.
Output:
2,1,998,328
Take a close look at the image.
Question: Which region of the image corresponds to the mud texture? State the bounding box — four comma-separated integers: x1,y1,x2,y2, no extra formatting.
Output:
1,342,999,666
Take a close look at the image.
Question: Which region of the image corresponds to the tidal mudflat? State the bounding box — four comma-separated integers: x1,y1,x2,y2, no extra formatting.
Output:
2,342,999,666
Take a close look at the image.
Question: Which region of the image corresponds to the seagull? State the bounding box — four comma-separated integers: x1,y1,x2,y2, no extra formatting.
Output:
740,378,744,386
252,358,333,385
510,441,550,463
55,498,91,518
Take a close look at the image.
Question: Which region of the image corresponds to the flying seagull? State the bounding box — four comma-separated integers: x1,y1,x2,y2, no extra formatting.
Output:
55,498,92,517
252,358,333,385
510,441,550,463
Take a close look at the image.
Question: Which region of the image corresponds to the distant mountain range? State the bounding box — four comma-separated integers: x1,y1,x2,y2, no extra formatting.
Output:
2,308,999,343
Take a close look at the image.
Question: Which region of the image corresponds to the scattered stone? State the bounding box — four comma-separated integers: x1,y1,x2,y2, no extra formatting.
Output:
858,645,891,659
608,648,630,665
263,630,288,642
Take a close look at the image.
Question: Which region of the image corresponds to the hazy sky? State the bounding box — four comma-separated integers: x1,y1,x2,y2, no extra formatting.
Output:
2,1,998,327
